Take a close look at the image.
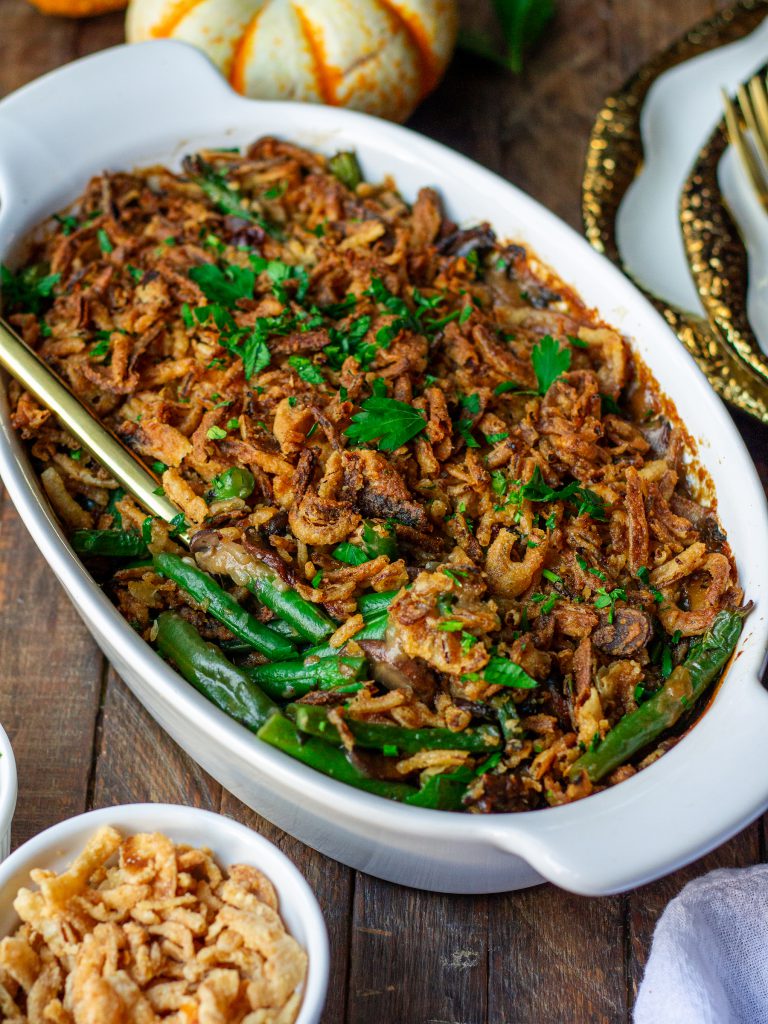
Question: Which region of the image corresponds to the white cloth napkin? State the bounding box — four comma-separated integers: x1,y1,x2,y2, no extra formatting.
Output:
635,865,768,1024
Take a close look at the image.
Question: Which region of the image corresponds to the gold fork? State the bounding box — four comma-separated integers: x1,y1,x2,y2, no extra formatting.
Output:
0,316,186,536
722,74,768,210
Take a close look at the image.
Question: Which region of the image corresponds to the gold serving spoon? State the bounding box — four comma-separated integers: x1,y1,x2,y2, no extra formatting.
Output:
0,315,187,537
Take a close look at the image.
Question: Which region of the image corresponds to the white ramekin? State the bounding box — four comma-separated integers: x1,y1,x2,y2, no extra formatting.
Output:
0,723,17,861
0,803,328,1023
0,41,766,897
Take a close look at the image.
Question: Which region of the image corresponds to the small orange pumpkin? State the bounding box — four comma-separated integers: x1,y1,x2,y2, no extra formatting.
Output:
126,0,459,122
28,0,126,17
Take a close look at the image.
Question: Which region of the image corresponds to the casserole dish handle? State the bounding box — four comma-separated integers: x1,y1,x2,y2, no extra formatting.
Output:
0,41,241,247
487,667,768,896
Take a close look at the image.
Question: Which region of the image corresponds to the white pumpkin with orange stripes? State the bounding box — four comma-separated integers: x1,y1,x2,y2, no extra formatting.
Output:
125,0,458,122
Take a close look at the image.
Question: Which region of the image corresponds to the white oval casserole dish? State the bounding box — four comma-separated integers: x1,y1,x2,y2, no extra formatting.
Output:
0,804,329,1023
0,41,766,896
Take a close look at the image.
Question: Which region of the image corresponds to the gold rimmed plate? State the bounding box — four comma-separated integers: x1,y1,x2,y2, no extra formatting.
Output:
582,0,768,423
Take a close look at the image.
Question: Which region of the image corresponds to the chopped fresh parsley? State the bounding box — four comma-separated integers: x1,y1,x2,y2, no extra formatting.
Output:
465,656,538,689
332,542,370,566
54,213,79,236
491,471,508,496
239,328,273,379
189,262,255,308
594,586,627,623
180,304,195,330
0,263,60,315
461,631,477,653
97,228,113,254
250,255,309,304
568,333,589,349
577,555,606,580
89,332,112,360
531,334,570,394
326,315,375,369
183,154,277,235
443,567,468,586
263,182,287,200
206,425,227,440
345,396,427,451
169,513,188,537
637,565,664,603
531,592,558,614
454,393,481,449
519,465,607,521
438,620,464,632
288,355,325,385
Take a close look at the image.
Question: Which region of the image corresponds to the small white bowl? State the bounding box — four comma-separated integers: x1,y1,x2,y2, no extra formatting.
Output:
0,803,328,1023
0,724,17,861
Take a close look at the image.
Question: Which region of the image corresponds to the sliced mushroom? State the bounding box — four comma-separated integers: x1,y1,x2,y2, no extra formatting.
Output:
436,223,496,258
357,640,436,702
592,608,652,657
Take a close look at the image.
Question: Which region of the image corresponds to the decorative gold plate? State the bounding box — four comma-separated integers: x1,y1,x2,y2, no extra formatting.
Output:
582,0,768,423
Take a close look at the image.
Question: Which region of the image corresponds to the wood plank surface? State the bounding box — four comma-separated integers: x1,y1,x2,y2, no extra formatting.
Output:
1,1,765,1022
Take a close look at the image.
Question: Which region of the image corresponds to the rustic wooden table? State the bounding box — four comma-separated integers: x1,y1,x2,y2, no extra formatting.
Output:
1,1,766,1021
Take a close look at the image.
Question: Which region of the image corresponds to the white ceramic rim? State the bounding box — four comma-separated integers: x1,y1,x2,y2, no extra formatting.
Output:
0,803,329,1023
0,723,17,859
0,41,766,896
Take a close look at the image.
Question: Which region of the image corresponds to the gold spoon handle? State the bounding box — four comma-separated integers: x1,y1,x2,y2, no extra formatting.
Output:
0,317,184,528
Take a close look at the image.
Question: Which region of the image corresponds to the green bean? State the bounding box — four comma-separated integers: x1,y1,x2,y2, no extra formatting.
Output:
257,714,416,801
405,767,472,811
405,749,504,810
155,612,279,731
153,552,296,661
570,610,745,783
490,693,525,747
328,151,363,190
210,466,255,501
357,590,399,619
220,618,302,657
267,618,302,639
71,529,149,559
287,704,502,753
244,657,367,700
243,560,335,644
303,612,389,660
